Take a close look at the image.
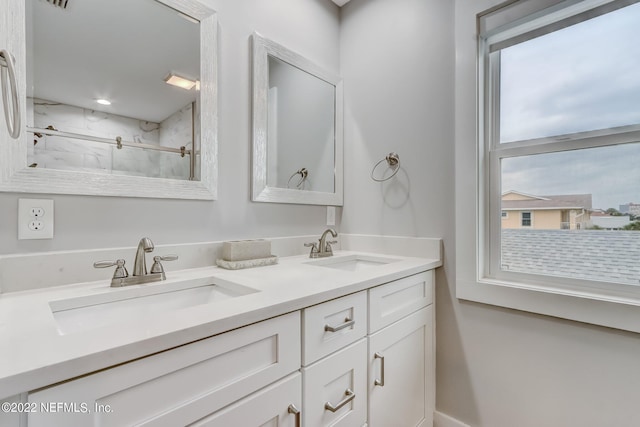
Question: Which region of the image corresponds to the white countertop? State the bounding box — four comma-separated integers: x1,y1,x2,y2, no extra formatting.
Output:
0,250,440,398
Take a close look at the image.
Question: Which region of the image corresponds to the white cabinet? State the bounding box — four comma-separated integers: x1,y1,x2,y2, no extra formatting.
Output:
23,269,435,427
368,271,435,427
28,312,300,427
0,394,26,427
301,291,368,427
301,270,435,427
368,306,434,427
189,373,302,427
369,270,434,333
302,290,367,365
302,339,367,427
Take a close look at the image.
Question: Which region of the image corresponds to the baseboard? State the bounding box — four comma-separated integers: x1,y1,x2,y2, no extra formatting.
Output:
434,411,470,427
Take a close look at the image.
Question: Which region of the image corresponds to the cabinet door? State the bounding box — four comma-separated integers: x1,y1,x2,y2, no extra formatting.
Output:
368,306,434,427
189,373,302,427
302,339,367,427
28,312,300,427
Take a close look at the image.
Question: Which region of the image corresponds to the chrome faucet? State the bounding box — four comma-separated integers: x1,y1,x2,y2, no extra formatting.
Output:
133,237,154,276
94,237,178,287
305,228,338,258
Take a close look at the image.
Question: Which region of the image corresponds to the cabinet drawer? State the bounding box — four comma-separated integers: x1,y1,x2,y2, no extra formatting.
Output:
369,271,433,333
302,339,367,427
189,372,301,427
28,312,300,427
302,291,367,365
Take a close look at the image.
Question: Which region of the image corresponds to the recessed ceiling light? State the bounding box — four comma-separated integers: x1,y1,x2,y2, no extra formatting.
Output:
96,99,111,106
164,73,198,90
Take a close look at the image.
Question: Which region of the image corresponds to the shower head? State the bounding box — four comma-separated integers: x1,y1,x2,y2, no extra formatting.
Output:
46,0,69,9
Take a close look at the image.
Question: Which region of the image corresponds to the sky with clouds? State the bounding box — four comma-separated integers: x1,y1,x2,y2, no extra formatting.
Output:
499,2,640,210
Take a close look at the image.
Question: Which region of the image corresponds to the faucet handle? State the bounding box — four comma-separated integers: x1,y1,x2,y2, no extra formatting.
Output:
93,259,128,279
150,254,178,275
325,240,338,253
304,242,319,257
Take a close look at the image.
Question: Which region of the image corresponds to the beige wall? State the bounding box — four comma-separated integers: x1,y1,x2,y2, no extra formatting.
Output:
501,211,520,228
535,210,561,229
502,192,537,201
502,209,562,229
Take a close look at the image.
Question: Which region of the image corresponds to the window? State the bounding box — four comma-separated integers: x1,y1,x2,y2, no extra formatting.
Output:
482,0,640,289
501,211,508,219
455,0,640,334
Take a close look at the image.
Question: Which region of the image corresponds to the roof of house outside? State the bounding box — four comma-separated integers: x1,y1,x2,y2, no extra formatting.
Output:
502,193,592,211
502,229,640,285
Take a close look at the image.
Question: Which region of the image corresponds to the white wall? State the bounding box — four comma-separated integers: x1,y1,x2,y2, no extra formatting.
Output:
0,0,341,256
340,0,454,239
342,0,640,426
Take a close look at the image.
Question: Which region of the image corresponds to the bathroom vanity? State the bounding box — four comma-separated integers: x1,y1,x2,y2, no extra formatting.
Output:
0,241,440,427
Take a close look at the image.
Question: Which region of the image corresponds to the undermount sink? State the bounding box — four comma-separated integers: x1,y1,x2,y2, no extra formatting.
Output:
49,278,258,335
305,254,398,272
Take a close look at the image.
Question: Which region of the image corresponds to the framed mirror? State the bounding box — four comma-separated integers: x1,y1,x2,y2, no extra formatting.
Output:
0,0,218,199
251,33,343,206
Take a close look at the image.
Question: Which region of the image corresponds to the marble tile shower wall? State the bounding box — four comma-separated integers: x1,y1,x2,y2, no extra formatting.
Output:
27,98,193,180
159,103,197,180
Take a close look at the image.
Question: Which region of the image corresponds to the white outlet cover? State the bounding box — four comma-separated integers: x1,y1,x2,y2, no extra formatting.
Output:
18,199,54,240
326,206,336,226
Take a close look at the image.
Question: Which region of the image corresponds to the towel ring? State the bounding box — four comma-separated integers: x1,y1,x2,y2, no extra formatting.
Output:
0,49,21,139
287,167,308,189
371,153,400,182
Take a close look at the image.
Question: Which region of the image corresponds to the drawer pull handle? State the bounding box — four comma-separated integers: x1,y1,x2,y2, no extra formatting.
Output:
324,388,355,412
374,352,385,386
324,317,355,332
288,404,301,427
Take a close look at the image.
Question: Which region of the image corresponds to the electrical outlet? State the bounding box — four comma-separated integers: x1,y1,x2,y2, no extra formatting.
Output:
326,206,336,226
18,199,54,240
30,207,45,217
28,220,44,231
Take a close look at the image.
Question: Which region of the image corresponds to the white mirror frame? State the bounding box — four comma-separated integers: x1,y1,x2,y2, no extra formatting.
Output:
251,33,343,206
0,0,218,200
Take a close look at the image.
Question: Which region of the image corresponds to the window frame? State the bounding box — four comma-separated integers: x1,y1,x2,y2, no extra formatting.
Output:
455,0,640,334
520,211,532,227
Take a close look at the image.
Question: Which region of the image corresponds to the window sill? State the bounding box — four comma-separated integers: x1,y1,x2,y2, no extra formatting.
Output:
456,277,640,333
